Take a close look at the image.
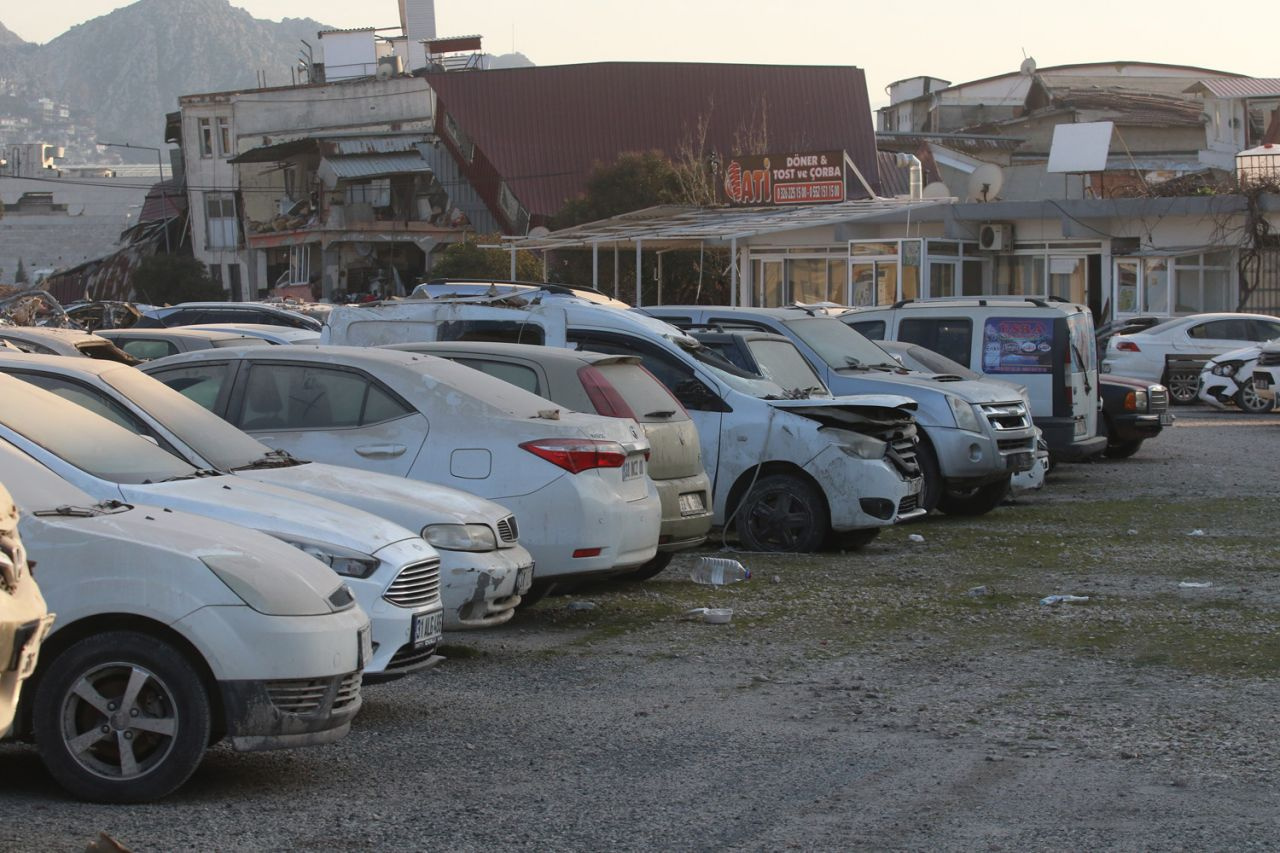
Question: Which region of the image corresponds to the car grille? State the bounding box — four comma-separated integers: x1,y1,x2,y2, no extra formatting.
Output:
979,402,1031,432
899,493,919,515
383,558,441,608
1148,385,1169,413
997,438,1032,452
265,672,361,715
867,423,920,479
496,514,519,544
387,642,439,673
1258,351,1280,367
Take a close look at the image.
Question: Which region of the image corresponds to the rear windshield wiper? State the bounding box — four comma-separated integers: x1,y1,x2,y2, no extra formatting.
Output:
35,499,131,518
231,449,304,471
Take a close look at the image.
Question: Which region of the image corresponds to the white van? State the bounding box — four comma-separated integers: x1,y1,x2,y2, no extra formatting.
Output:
842,298,1106,461
325,295,925,552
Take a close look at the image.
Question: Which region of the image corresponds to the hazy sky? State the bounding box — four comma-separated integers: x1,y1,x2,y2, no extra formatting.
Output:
6,1,1275,108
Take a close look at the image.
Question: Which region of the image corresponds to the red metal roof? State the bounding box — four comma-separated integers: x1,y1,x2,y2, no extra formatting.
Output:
139,177,186,223
425,62,881,218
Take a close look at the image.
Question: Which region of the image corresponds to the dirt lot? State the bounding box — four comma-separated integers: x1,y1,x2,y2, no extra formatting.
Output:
3,407,1279,851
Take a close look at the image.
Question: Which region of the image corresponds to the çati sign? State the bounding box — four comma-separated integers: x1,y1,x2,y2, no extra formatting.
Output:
722,150,847,206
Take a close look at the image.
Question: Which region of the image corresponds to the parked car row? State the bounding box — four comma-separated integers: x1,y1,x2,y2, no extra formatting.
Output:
11,289,1252,804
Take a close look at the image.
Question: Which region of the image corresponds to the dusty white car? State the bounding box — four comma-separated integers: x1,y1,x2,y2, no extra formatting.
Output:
1252,339,1280,406
0,375,444,678
1197,343,1276,414
0,353,533,629
0,443,369,803
1102,313,1280,403
141,346,662,589
0,481,53,738
0,326,138,364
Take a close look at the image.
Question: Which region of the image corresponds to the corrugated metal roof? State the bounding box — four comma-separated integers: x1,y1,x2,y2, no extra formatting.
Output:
326,135,427,156
1185,78,1280,98
140,177,186,222
320,153,432,180
425,62,881,217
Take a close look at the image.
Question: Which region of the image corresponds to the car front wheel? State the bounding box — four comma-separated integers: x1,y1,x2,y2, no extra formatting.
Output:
734,474,829,552
1234,378,1275,414
1164,370,1199,405
33,631,211,803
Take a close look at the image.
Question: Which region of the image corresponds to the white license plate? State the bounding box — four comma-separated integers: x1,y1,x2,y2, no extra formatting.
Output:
411,611,443,649
357,623,373,669
907,477,922,495
678,491,705,515
622,456,646,480
516,564,534,594
1158,412,1174,426
1073,416,1087,438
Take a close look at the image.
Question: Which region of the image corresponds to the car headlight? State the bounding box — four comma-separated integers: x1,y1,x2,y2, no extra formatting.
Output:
274,536,381,578
422,523,498,552
827,428,888,460
1211,360,1242,377
948,396,983,432
201,554,332,616
1124,389,1148,412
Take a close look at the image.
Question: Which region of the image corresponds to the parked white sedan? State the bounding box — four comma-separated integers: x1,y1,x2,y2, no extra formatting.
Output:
1197,343,1276,413
0,353,533,629
142,346,662,589
0,374,444,679
1102,313,1280,404
0,442,369,803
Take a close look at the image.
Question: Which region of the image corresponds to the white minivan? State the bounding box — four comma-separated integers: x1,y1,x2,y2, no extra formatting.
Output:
325,295,925,552
842,298,1107,461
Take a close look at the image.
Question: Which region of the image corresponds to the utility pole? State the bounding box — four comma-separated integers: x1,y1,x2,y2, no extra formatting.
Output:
97,140,171,254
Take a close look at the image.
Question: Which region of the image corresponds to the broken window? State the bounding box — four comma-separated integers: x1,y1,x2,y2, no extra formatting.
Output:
204,192,239,249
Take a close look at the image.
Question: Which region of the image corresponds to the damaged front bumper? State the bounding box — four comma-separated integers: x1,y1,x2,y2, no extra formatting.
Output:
439,545,534,630
220,672,362,752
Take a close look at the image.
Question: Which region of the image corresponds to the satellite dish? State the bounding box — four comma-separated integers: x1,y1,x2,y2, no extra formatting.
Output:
922,181,951,199
966,164,1005,202
527,226,550,239
1020,56,1037,76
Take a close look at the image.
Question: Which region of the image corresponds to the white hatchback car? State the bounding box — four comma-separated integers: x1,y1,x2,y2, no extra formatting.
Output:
141,346,662,587
0,375,444,679
1102,313,1280,404
1197,343,1276,414
0,443,369,803
0,353,534,629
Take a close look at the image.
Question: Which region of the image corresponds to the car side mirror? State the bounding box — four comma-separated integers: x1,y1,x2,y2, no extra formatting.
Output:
673,378,729,412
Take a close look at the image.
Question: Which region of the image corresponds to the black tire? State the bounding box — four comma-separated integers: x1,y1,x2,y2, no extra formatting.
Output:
936,475,1012,516
1234,379,1275,414
1104,439,1144,459
915,440,943,513
33,631,211,803
618,551,674,582
1164,370,1199,405
734,474,829,553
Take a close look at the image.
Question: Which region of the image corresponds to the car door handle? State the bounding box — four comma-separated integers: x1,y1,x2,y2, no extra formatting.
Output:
355,444,407,459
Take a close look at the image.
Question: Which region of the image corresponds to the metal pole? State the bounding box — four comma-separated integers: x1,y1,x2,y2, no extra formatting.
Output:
657,251,663,305
634,239,642,307
157,148,171,254
592,241,599,289
730,237,738,306
613,244,619,300
509,245,516,279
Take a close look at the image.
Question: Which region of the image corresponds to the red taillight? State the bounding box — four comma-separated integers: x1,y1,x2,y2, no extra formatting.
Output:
572,547,603,558
520,438,627,473
1065,385,1073,406
1116,341,1141,352
578,365,637,419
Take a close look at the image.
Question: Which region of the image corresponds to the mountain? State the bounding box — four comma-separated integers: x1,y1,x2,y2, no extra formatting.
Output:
0,0,328,155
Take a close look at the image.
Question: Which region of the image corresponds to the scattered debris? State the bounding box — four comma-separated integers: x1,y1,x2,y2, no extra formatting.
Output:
689,556,750,586
907,533,925,543
1127,529,1139,535
770,574,782,584
566,600,596,612
967,585,993,598
1178,581,1212,589
685,607,733,624
1039,594,1091,606
1187,529,1205,537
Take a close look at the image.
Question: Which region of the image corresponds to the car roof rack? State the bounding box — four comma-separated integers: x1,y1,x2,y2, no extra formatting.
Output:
887,295,1072,310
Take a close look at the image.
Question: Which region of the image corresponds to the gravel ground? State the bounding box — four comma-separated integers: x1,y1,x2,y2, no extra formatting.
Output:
3,405,1279,851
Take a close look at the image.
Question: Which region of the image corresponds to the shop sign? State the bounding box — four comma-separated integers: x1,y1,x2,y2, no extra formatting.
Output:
722,150,846,206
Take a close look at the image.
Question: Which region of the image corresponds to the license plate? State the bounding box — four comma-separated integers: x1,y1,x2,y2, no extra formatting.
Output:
1007,452,1034,472
516,564,534,594
622,456,646,480
907,477,922,495
678,491,706,516
1257,376,1271,390
411,610,443,649
1073,416,1087,438
1159,412,1174,426
357,623,373,669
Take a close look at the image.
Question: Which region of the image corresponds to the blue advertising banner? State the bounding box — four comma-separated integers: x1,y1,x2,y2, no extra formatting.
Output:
982,317,1054,374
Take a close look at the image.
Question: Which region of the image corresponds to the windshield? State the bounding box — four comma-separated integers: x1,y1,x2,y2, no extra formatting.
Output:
101,366,275,470
784,316,899,369
0,376,203,484
676,339,789,398
887,342,983,379
745,339,830,396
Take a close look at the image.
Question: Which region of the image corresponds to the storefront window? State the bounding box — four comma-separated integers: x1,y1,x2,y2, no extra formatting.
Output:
1048,256,1086,303
788,258,827,303
930,264,956,298
1173,251,1234,313
1144,259,1169,314
993,256,1044,296
1116,260,1139,313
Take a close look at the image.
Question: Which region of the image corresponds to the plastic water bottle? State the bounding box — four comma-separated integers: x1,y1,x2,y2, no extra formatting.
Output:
689,557,750,586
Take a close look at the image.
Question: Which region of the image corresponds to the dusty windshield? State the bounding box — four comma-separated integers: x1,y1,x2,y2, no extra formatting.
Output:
745,339,831,397
102,366,273,470
676,339,788,398
0,378,203,484
784,316,899,370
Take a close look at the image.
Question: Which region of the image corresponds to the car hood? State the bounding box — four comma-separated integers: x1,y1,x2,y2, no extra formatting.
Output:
239,461,515,527
1207,344,1261,365
831,370,1022,404
1102,374,1155,390
766,394,917,414
118,475,421,557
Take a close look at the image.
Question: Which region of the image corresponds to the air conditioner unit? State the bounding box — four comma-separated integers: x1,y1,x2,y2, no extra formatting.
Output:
978,223,1012,251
